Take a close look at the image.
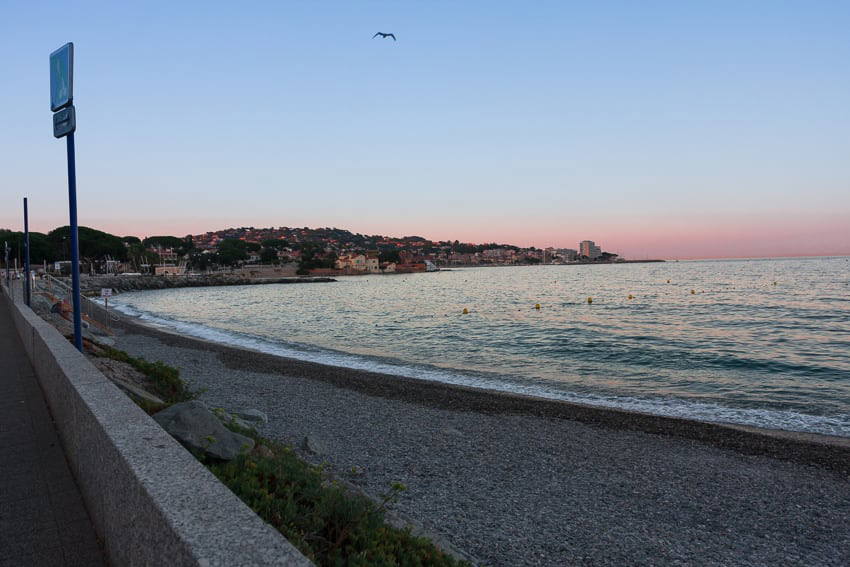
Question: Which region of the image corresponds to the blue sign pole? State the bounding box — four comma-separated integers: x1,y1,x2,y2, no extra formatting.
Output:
51,42,82,351
23,198,31,307
67,133,83,351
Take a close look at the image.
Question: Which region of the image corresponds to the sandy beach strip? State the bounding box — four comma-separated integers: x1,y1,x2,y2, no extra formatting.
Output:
113,317,850,566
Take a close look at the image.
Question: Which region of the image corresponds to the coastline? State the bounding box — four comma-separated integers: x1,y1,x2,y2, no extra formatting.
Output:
112,314,850,565
111,314,850,565
113,315,850,473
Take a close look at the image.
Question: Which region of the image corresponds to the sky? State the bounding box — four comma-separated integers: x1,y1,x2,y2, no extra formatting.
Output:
2,1,849,259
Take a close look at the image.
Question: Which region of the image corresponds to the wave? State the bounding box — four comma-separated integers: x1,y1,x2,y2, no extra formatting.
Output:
110,300,850,438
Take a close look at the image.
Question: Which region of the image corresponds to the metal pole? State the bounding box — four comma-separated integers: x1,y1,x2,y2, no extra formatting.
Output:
24,198,31,306
67,132,83,351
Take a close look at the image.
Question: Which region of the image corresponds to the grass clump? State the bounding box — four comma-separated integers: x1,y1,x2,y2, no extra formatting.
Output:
209,454,465,566
97,344,196,404
208,423,466,566
97,350,464,565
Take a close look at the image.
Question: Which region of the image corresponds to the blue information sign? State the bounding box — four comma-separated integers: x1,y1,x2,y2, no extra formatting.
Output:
50,41,83,351
50,42,74,112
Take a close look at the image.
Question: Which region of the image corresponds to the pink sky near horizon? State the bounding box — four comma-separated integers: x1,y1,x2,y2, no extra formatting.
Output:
17,209,847,261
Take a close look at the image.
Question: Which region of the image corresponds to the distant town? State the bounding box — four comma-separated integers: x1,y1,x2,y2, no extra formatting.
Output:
0,224,648,277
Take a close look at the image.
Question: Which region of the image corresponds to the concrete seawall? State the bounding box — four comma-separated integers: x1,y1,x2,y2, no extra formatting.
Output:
2,283,312,566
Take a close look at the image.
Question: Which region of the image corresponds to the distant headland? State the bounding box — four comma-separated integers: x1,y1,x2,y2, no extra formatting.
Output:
0,224,663,277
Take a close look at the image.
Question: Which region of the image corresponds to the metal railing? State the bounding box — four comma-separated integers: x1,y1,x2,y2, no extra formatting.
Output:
36,273,120,332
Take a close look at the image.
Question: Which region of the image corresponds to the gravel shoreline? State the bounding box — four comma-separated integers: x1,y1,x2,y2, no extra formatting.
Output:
114,318,850,566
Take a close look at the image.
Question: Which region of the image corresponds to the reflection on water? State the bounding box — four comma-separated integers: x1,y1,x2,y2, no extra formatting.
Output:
112,257,850,436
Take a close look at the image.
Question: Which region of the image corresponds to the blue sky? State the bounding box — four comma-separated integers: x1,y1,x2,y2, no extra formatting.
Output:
2,1,849,257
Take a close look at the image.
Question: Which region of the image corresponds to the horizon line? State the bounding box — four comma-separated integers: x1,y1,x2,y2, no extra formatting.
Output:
3,222,848,262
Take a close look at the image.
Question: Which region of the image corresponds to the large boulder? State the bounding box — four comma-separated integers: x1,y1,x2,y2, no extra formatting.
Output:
301,434,326,455
231,409,268,424
91,358,165,407
153,401,254,460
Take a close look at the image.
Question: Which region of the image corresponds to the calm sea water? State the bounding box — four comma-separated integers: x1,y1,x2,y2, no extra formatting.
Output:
110,258,850,436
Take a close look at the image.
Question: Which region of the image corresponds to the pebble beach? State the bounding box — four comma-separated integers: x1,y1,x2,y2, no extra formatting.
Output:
114,318,850,566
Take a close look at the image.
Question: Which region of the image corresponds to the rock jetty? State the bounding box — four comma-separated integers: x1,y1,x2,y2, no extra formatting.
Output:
76,274,334,294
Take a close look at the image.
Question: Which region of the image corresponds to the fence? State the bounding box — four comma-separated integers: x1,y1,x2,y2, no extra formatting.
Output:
36,273,120,333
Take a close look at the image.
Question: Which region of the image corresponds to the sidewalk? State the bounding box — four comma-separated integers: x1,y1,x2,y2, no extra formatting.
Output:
0,298,106,566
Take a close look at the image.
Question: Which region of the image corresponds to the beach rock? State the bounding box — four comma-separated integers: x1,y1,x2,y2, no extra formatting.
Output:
232,409,268,424
301,435,325,455
153,401,254,460
30,293,54,315
91,358,164,406
111,378,164,405
210,407,254,430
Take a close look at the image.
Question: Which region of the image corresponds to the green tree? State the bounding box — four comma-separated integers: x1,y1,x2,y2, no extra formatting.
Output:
378,249,401,264
188,250,218,271
260,247,279,264
48,226,127,262
261,238,287,249
127,243,161,269
0,230,54,265
143,235,193,256
217,239,248,266
297,243,336,274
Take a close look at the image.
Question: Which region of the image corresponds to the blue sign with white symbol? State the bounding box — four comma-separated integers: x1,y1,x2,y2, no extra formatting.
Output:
50,43,74,112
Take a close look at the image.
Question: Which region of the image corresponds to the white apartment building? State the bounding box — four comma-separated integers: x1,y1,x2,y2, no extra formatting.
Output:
579,240,602,259
557,248,578,261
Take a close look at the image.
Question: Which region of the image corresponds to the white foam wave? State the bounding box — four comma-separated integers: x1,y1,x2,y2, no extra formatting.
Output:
110,301,850,438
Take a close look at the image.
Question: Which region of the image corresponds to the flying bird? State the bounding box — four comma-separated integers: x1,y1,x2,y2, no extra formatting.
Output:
372,32,396,41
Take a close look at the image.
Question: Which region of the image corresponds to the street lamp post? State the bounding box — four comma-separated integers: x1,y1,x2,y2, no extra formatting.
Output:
4,241,9,287
23,198,31,307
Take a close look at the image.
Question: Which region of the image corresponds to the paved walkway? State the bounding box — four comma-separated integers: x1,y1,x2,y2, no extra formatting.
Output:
0,298,107,566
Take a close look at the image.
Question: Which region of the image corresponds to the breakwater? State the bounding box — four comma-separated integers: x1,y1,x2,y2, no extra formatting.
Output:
74,274,335,294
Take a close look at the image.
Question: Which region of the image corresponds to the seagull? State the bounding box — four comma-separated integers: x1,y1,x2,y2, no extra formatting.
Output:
372,32,396,41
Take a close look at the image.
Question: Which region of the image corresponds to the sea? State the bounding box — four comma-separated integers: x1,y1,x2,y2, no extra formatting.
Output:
108,257,850,437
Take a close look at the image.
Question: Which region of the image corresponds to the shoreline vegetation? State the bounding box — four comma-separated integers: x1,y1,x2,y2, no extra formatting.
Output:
65,330,470,565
